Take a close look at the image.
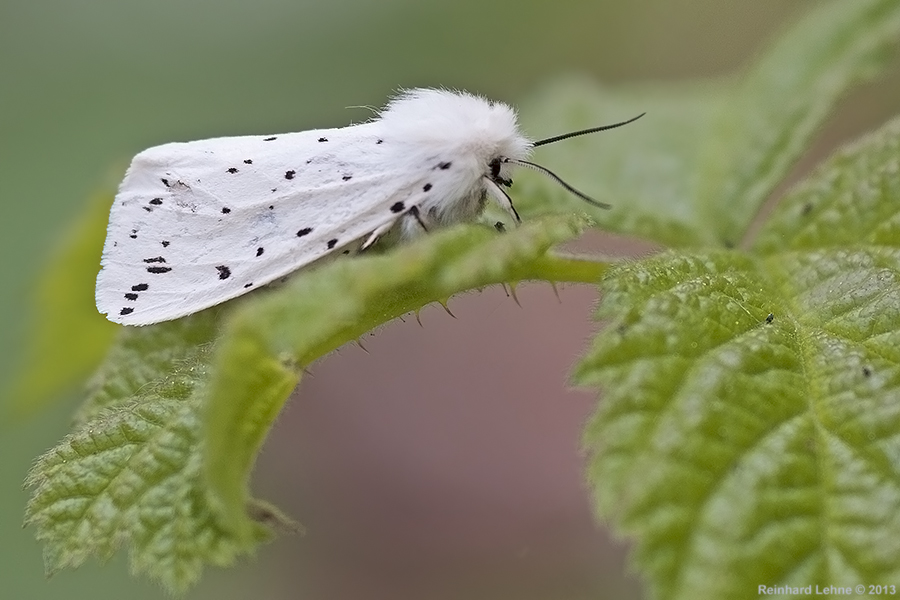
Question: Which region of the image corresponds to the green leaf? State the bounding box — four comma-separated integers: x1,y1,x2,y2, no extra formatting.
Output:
574,117,900,599
696,0,900,246
517,0,900,248
25,216,603,593
5,194,119,416
24,313,273,594
204,216,602,537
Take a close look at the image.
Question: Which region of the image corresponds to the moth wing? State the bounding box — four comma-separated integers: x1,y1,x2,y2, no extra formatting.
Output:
97,125,435,325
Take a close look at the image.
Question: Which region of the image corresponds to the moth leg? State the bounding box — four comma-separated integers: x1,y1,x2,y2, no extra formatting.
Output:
407,205,428,232
484,177,521,223
360,220,395,252
396,205,430,239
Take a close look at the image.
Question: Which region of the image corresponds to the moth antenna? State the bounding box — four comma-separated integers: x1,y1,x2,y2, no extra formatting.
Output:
503,158,611,209
531,113,645,147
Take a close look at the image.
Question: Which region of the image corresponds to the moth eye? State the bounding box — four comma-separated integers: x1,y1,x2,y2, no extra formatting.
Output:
489,159,501,178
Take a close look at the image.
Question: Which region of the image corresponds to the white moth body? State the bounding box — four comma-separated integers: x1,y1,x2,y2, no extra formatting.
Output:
97,89,531,325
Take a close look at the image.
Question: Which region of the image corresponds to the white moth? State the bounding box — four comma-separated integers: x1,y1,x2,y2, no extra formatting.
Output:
97,88,642,325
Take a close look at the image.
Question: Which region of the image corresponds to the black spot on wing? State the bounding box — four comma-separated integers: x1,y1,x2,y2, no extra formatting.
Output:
227,167,239,174
244,283,253,288
390,201,405,213
285,170,296,180
161,241,170,247
342,174,353,181
143,256,166,263
256,247,264,257
243,159,253,164
437,161,452,170
216,265,231,280
161,178,170,187
327,238,338,249
143,207,152,212
147,266,171,274
149,198,163,205
318,137,328,142
376,139,383,144
120,307,134,316
222,207,231,214
132,283,149,291
297,227,313,237
263,136,277,141
130,230,138,239
124,293,138,301
423,183,432,192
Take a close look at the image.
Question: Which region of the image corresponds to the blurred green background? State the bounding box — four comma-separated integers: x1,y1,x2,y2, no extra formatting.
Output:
2,1,899,599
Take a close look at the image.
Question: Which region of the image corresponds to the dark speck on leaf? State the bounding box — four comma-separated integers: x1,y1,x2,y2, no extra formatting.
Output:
801,203,813,215
863,366,872,377
765,313,774,323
